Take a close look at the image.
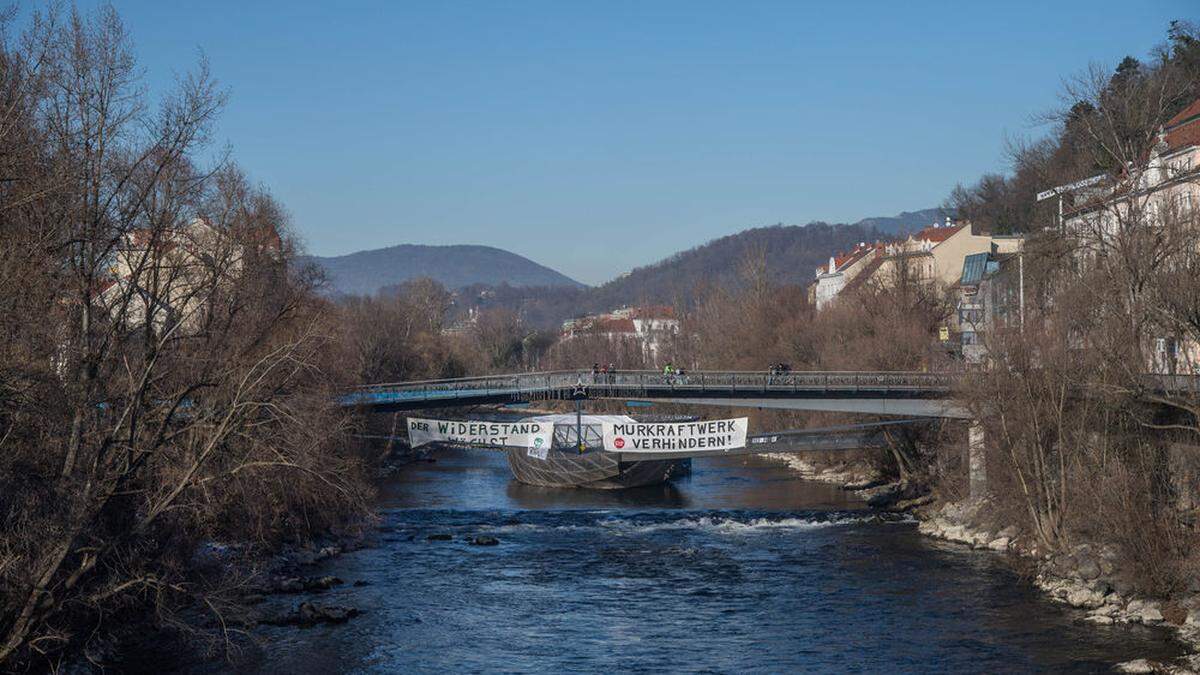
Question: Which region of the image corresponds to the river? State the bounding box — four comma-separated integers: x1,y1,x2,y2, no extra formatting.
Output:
195,448,1182,673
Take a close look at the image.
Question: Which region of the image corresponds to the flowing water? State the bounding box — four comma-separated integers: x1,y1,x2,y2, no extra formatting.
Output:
193,449,1182,673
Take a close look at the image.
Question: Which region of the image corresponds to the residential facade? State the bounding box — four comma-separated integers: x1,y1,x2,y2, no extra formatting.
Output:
810,242,881,309
954,247,1023,364
876,219,1018,288
98,218,281,334
561,305,680,363
1051,98,1200,247
1041,97,1200,374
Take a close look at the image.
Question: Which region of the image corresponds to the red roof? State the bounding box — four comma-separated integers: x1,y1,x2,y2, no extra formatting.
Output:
817,242,878,275
129,229,156,247
240,224,283,250
1167,98,1200,130
911,223,965,244
1166,99,1200,152
92,278,117,299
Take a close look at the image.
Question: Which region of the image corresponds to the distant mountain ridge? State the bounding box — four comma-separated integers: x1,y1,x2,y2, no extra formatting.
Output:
309,207,942,316
582,207,947,307
851,207,947,236
304,244,584,296
584,221,881,309
453,207,945,328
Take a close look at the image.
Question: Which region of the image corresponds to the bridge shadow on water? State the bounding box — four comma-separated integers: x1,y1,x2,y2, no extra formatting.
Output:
380,449,864,513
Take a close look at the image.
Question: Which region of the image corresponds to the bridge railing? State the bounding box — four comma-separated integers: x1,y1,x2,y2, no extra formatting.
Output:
342,370,578,406
345,369,956,407
595,370,955,392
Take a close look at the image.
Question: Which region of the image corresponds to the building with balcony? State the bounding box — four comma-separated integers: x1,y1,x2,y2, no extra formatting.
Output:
874,218,1019,289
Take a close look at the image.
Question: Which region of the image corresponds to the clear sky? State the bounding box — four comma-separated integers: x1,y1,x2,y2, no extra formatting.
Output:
68,1,1197,284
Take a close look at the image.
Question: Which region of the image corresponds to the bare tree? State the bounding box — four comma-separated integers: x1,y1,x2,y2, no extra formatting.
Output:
0,7,368,666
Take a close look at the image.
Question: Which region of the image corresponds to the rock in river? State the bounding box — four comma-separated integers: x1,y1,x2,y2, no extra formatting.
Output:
275,575,343,593
1115,658,1156,673
469,535,500,546
427,533,453,541
263,602,363,627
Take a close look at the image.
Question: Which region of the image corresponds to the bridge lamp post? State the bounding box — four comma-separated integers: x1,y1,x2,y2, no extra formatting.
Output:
571,382,588,454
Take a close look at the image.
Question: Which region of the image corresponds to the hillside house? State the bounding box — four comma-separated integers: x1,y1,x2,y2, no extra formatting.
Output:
954,247,1023,364
810,242,881,309
1045,98,1200,248
873,218,1020,288
1039,97,1200,374
97,218,281,334
561,306,680,363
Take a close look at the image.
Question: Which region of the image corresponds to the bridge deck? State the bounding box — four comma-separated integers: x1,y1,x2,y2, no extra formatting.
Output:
344,370,955,411
344,369,1200,420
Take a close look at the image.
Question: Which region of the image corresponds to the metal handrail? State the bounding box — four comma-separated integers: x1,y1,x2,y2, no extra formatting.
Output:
347,370,957,404
343,371,1200,408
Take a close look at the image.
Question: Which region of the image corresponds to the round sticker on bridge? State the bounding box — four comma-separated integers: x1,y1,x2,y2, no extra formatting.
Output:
600,418,748,454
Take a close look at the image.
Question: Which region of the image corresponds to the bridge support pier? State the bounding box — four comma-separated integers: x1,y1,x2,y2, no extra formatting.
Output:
968,420,987,502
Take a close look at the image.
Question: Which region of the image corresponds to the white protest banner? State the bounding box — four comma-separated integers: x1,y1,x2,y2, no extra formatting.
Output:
600,418,748,453
407,418,554,451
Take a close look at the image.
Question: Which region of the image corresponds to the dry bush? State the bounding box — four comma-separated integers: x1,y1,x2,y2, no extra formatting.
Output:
336,279,465,384
543,333,650,372
0,7,372,667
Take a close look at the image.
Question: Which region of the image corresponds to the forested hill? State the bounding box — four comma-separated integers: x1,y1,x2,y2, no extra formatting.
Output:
583,208,944,308
585,221,884,309
450,208,943,327
854,207,947,236
304,244,585,296
457,220,899,328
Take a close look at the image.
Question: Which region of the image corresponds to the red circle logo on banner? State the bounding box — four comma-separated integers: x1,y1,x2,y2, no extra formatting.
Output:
614,437,625,449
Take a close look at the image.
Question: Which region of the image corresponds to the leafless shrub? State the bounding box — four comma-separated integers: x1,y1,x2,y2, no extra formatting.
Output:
0,6,370,666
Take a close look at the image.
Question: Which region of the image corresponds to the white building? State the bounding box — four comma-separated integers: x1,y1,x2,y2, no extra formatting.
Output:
1045,98,1200,249
1039,97,1200,374
560,305,680,363
97,218,281,334
810,242,881,309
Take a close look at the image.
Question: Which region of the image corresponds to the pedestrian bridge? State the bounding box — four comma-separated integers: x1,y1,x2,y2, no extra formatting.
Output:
343,370,970,419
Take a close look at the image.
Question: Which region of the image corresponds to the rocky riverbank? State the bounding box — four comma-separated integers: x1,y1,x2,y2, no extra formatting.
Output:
764,453,935,511
766,454,1200,673
920,500,1200,674
96,447,432,669
764,453,875,485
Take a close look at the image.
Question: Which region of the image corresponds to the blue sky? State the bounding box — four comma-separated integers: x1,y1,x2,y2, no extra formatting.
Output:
65,1,1197,284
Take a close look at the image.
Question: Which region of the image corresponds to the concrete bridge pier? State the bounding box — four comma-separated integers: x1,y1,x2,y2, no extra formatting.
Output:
968,420,987,501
